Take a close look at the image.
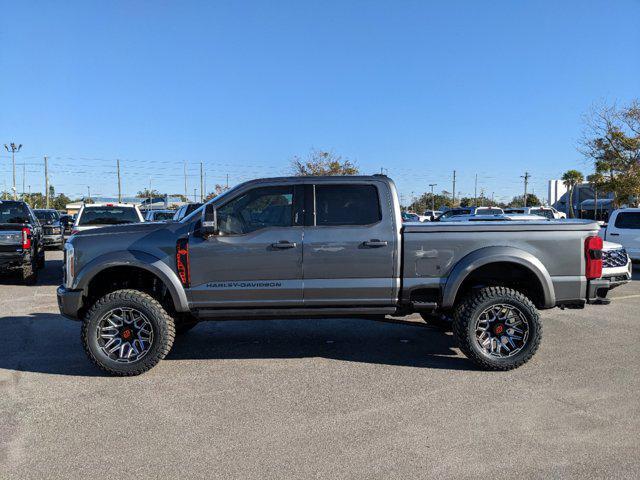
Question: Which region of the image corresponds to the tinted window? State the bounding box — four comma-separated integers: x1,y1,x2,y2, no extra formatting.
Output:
531,208,554,219
217,186,294,235
615,212,640,229
153,211,175,221
78,207,140,225
34,210,59,222
315,185,381,226
0,202,30,224
477,208,503,215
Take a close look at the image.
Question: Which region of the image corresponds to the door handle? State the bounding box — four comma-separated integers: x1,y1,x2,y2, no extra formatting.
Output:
363,239,388,248
271,241,297,249
609,233,620,236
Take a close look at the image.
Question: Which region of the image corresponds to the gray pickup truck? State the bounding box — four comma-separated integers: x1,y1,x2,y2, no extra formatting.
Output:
57,175,614,375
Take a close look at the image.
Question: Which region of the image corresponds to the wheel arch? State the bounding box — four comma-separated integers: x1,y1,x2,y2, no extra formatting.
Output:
442,246,555,309
73,250,189,313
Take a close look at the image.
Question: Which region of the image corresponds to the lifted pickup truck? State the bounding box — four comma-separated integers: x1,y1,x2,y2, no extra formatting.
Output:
58,176,616,375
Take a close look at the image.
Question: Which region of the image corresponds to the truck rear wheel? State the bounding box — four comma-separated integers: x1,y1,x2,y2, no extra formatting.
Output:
81,289,176,376
452,287,542,371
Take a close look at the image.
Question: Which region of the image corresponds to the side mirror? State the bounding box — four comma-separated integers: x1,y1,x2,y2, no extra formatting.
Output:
201,204,218,236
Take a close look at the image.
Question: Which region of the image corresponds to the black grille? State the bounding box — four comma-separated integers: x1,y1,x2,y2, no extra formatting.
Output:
602,248,628,268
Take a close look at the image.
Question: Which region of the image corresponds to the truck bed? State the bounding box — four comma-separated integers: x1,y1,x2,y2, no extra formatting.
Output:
402,220,600,308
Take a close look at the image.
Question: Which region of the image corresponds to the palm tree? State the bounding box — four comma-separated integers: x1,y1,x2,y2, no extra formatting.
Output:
587,172,605,220
562,170,584,218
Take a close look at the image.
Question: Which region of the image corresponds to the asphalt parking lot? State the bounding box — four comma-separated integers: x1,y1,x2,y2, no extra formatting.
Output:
1,250,639,479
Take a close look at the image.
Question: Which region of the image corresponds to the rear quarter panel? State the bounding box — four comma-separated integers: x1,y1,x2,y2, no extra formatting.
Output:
402,222,599,306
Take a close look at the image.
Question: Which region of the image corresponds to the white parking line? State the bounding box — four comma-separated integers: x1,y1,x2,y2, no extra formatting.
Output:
611,294,640,300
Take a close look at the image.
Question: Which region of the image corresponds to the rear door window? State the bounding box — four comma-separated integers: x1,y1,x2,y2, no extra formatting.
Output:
314,185,381,226
614,212,640,229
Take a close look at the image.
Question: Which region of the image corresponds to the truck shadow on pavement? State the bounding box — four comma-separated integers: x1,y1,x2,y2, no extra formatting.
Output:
0,258,63,287
0,314,475,376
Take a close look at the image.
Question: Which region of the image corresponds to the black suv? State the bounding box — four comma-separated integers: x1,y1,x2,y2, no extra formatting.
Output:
0,200,45,284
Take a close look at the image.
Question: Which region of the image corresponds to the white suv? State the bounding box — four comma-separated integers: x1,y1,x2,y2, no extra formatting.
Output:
72,203,144,234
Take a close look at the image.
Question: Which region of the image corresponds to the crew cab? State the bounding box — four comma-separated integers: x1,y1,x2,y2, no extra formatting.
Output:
57,176,615,375
0,200,45,284
599,208,640,261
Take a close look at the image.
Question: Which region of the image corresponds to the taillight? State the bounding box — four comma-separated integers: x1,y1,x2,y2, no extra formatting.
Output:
22,227,31,250
176,238,190,287
585,235,603,280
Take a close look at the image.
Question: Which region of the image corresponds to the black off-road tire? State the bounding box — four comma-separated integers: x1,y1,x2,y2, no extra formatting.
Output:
82,289,176,376
452,287,542,371
21,258,38,285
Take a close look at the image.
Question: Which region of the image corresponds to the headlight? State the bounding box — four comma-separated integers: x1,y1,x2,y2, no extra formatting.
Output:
52,227,61,234
64,243,75,289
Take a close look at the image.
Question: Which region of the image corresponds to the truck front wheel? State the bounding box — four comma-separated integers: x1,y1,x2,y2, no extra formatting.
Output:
452,287,542,371
81,289,176,376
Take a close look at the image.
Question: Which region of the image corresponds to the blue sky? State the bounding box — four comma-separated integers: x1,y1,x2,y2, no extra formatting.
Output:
1,0,639,203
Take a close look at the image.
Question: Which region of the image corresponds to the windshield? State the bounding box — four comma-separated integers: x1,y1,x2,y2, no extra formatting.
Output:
34,210,59,222
0,203,30,224
78,206,141,225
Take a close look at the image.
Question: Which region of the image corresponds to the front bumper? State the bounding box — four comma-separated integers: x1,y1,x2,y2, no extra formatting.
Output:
43,234,63,246
57,285,84,320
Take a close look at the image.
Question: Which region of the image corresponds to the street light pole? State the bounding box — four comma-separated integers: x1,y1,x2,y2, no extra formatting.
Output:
429,183,437,212
4,143,22,200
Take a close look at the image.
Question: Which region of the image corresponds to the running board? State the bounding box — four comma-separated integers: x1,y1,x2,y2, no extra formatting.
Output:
411,301,438,311
194,306,397,320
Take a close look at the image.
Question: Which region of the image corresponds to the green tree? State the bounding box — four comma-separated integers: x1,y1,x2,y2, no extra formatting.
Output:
510,193,542,208
586,172,606,219
581,100,640,207
561,169,584,218
53,193,72,211
291,149,359,176
137,189,161,198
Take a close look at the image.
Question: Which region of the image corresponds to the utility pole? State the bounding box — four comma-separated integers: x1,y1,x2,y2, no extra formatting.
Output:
44,156,49,209
184,161,188,201
4,143,22,200
200,162,204,202
452,170,457,207
22,163,25,200
429,183,437,212
473,173,478,207
117,159,122,203
521,172,531,207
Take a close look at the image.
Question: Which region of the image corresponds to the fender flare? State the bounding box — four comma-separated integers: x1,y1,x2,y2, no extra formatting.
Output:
72,250,190,312
441,246,555,309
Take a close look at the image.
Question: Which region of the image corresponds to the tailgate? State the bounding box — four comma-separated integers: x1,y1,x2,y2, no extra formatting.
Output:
0,224,24,252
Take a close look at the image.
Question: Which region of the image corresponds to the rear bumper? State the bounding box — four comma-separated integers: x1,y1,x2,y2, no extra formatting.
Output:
0,252,26,271
57,285,84,320
586,278,614,305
